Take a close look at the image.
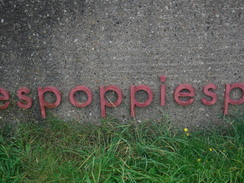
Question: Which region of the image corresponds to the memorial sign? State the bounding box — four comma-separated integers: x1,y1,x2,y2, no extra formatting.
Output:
0,0,243,127
1,77,243,119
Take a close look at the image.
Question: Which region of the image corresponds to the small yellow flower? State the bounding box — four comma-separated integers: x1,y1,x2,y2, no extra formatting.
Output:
184,128,188,132
197,159,201,162
209,148,213,151
186,133,190,136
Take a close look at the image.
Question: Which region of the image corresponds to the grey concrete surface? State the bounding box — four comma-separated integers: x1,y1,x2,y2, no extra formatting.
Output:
0,0,243,128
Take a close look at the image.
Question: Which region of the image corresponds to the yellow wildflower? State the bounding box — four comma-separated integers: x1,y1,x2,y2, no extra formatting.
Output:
184,128,188,132
186,133,190,136
209,148,213,151
197,159,201,162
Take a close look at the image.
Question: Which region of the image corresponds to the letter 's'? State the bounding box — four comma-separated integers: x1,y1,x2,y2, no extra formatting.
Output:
201,84,217,105
17,87,32,109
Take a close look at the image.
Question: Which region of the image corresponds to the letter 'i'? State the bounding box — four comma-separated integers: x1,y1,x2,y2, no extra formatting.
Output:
160,75,166,106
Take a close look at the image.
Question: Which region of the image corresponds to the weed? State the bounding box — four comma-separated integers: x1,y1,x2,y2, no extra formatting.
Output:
0,113,243,182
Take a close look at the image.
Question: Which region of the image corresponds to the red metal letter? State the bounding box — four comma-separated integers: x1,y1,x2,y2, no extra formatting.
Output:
17,87,32,109
0,88,10,110
160,75,166,106
38,86,61,119
69,86,92,107
224,83,244,115
201,84,217,105
100,85,123,117
174,84,195,105
130,85,153,117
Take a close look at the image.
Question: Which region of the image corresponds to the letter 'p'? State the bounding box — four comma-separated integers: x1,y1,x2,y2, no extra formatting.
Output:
130,85,153,117
38,86,61,118
224,83,244,115
100,85,123,117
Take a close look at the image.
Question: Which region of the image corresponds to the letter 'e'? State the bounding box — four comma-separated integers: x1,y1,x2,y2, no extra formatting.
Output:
0,88,10,110
174,84,195,105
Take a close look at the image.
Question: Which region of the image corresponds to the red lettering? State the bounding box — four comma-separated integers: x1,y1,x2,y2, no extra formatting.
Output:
174,84,195,105
160,75,166,106
17,87,32,109
100,85,123,117
38,86,61,119
69,86,92,107
130,85,153,117
224,83,244,115
201,84,217,105
0,88,10,110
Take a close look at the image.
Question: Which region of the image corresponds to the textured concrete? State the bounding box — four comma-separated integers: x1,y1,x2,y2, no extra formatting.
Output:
0,0,243,128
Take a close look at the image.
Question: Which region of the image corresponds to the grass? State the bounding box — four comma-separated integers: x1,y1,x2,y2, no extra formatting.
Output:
0,112,243,183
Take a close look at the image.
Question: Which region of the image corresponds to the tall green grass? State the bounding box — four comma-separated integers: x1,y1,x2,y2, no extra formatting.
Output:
0,113,243,183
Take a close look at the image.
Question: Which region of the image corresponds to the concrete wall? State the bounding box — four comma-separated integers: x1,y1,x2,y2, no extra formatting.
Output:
0,0,243,128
